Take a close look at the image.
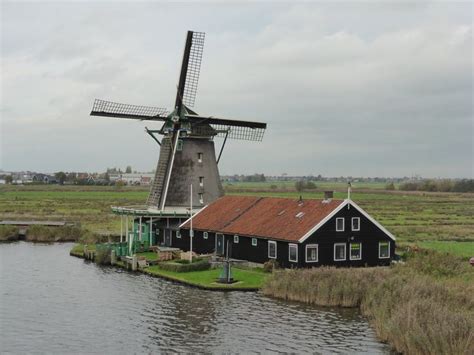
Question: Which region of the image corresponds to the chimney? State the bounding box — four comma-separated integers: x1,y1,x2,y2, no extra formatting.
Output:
324,191,334,201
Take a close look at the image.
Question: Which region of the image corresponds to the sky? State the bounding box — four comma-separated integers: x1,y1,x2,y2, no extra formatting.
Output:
1,1,472,178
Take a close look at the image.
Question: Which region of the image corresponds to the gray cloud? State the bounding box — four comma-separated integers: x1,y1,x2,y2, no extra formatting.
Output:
1,1,472,178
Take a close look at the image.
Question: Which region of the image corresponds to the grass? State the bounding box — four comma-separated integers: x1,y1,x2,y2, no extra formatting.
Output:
143,264,267,290
136,251,158,261
414,241,474,259
262,250,474,354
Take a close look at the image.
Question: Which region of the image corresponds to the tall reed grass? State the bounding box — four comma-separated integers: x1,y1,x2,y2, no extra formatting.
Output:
262,251,474,354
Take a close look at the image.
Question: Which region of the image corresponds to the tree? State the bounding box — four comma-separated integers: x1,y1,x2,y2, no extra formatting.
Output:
385,182,395,190
295,180,305,192
306,181,317,189
125,166,132,173
55,171,67,185
104,172,110,182
5,175,13,184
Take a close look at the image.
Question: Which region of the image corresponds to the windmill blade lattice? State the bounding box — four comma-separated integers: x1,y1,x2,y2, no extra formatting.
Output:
91,99,169,120
182,32,205,108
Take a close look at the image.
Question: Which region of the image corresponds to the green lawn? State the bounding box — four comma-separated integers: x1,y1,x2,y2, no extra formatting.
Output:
136,251,158,261
144,265,267,290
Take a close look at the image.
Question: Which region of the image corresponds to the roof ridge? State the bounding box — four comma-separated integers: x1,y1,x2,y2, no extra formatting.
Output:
220,196,264,230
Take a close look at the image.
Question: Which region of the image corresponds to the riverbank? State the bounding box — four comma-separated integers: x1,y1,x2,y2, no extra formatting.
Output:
70,244,267,291
262,250,474,354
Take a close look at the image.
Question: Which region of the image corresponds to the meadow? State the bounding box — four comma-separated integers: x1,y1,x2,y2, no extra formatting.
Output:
1,182,473,256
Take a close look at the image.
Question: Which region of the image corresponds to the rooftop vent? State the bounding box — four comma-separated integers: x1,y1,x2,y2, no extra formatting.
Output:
323,191,334,202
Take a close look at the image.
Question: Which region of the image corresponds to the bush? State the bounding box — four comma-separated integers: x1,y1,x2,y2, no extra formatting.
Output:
26,225,82,242
159,258,211,273
0,225,19,241
95,246,111,265
385,182,395,190
263,259,279,273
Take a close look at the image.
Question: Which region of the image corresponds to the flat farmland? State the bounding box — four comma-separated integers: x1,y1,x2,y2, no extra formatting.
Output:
1,183,472,255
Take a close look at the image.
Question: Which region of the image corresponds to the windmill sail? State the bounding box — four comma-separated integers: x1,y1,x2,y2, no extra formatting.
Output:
175,31,205,110
90,99,169,121
186,114,267,141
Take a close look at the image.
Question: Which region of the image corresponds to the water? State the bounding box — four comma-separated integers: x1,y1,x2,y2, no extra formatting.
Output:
0,243,389,354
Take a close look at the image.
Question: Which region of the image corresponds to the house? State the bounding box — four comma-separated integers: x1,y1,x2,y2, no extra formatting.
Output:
177,194,395,268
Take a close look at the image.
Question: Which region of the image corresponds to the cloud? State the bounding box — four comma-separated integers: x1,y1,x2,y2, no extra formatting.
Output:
1,2,472,177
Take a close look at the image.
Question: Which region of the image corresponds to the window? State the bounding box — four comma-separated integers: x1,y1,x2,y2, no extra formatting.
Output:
252,238,257,246
289,244,298,263
199,176,204,187
305,244,318,263
379,242,390,259
350,243,362,260
268,241,277,259
336,218,345,232
334,243,346,261
352,217,360,231
199,193,204,204
234,235,239,243
176,139,183,151
203,232,208,239
197,153,203,163
176,230,181,239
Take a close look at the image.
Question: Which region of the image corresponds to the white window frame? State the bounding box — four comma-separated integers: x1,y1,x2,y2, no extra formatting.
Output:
199,193,204,204
251,238,257,246
268,241,277,259
199,176,204,187
351,217,360,231
379,242,390,259
349,242,362,260
305,244,318,263
289,244,298,263
336,217,345,232
234,235,239,243
197,152,203,163
334,243,346,261
203,232,208,239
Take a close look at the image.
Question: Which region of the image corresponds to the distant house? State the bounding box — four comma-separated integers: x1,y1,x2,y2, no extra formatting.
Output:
177,195,395,268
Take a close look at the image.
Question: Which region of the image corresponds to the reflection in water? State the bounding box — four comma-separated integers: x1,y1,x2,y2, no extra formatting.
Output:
0,243,389,354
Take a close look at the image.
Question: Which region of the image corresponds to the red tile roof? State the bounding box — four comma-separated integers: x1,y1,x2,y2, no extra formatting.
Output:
182,195,344,242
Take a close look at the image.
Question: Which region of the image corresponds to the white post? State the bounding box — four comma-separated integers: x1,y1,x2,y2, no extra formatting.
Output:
189,184,193,263
149,217,153,246
125,216,129,242
139,216,142,241
347,182,352,209
120,215,124,243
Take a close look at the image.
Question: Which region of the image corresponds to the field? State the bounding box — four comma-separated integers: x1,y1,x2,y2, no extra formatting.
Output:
1,183,473,255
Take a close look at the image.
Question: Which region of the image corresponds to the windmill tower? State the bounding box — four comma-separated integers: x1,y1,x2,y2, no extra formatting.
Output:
90,31,267,247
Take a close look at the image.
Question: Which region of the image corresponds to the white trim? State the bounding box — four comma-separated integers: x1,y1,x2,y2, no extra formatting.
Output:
203,231,208,239
234,235,239,243
334,243,346,261
179,204,210,228
289,243,298,263
298,200,347,242
349,242,362,260
379,241,390,259
305,244,318,263
351,217,360,231
336,217,345,232
299,199,396,243
251,238,257,246
268,240,277,259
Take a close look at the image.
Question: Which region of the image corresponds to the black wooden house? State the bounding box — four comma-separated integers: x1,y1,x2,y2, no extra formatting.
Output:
175,195,395,268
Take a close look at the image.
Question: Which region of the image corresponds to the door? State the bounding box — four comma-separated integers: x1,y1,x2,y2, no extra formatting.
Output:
164,229,172,247
215,233,225,256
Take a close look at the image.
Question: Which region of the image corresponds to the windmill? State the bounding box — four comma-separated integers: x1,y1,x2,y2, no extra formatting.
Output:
90,31,266,247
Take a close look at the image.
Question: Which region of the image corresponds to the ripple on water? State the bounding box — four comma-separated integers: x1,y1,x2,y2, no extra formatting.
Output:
0,243,390,354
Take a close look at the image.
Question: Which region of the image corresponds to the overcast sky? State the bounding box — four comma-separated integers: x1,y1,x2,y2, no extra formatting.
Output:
1,1,472,178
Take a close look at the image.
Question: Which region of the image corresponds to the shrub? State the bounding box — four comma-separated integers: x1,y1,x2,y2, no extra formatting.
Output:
26,225,82,242
385,182,395,190
263,259,279,273
159,258,211,272
95,246,111,265
0,225,19,241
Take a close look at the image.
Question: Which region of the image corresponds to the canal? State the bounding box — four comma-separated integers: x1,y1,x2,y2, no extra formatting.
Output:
0,243,390,353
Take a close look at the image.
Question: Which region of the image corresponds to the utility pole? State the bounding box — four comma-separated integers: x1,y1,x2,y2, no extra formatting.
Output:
189,184,193,263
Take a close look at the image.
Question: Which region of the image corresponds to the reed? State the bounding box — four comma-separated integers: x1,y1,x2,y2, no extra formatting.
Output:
262,251,474,354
